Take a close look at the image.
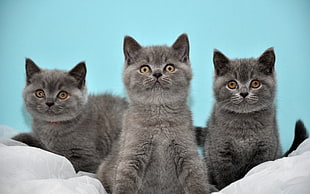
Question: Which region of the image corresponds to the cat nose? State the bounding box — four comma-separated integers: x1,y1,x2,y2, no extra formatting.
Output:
153,72,162,78
240,92,249,98
46,102,54,107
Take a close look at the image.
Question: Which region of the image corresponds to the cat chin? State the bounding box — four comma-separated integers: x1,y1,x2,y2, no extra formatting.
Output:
219,102,262,113
225,106,267,114
129,95,185,106
31,112,79,123
145,83,171,91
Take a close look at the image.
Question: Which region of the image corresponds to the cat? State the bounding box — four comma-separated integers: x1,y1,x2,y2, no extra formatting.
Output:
96,34,210,194
203,48,288,190
12,59,128,173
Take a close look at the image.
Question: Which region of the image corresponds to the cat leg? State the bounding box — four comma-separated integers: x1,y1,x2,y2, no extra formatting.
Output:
96,153,118,193
194,126,207,147
113,141,152,194
96,142,121,192
206,142,238,190
242,141,278,175
61,146,101,173
12,132,46,149
171,140,210,194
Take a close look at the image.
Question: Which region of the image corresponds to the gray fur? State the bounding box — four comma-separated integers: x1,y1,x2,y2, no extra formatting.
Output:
204,48,282,189
13,59,128,173
97,34,210,194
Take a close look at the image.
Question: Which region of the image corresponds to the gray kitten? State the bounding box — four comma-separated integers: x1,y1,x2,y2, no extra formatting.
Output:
13,59,128,173
97,34,210,194
204,48,282,189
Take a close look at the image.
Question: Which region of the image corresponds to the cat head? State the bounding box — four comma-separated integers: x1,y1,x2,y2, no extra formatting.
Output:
23,59,88,122
122,34,192,105
213,48,276,113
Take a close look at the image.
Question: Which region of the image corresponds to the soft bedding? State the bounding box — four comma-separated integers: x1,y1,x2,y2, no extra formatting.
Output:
0,129,107,194
0,125,309,194
213,138,310,194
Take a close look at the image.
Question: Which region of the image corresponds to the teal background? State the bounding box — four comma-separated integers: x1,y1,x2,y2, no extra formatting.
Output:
0,0,309,151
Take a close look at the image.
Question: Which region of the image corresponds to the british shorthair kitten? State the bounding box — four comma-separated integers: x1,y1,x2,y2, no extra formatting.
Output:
97,34,210,193
13,59,128,173
204,48,281,189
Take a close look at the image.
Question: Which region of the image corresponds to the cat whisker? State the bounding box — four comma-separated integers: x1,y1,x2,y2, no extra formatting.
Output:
161,77,171,83
52,106,64,114
160,78,172,87
246,95,259,104
231,95,243,104
37,105,49,113
143,78,156,87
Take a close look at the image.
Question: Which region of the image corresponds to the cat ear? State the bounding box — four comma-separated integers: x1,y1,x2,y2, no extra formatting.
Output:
171,33,190,63
213,49,230,76
69,62,87,89
25,58,41,85
258,47,275,75
123,36,142,65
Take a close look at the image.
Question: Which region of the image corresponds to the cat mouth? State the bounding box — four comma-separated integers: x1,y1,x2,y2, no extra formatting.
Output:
231,95,258,105
146,79,170,90
46,108,57,114
153,80,162,87
43,107,64,115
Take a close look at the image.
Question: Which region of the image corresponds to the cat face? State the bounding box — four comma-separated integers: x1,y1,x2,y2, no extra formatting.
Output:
213,48,276,113
23,59,88,122
122,34,192,105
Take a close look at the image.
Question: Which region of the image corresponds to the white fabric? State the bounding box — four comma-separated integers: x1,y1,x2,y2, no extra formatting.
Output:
0,138,107,194
1,125,309,194
213,138,310,194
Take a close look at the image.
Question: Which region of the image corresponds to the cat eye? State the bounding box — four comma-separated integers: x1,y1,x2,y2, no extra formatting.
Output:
35,89,45,98
58,91,69,99
165,64,175,73
227,80,238,89
140,65,151,73
251,80,261,88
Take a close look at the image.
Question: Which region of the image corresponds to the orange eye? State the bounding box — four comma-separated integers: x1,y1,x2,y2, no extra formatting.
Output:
227,80,238,89
35,89,45,98
251,80,261,88
140,65,150,73
165,64,175,72
58,91,68,99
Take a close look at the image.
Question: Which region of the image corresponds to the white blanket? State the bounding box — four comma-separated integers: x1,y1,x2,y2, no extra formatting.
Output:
0,138,107,194
0,125,309,194
214,138,310,194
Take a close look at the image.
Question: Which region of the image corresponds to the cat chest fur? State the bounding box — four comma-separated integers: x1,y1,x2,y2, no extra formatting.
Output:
123,106,193,193
142,129,183,191
33,121,81,151
209,111,280,161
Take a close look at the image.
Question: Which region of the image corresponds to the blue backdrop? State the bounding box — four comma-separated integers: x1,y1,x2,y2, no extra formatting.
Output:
0,0,309,151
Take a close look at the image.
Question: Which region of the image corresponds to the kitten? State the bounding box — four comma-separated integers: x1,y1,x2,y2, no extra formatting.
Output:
13,59,128,173
204,48,282,189
97,34,210,194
